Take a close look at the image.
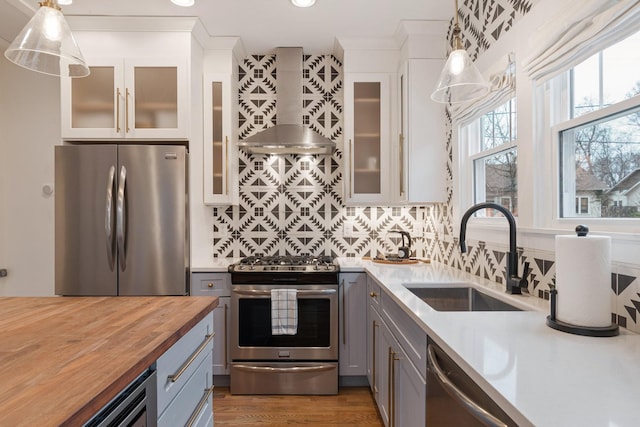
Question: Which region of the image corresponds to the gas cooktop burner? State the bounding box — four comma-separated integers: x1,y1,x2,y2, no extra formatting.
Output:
229,255,338,272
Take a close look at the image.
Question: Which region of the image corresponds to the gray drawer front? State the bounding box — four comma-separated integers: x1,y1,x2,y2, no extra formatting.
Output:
191,272,231,297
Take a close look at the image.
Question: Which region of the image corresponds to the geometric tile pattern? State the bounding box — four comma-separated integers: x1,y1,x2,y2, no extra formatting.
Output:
239,55,277,140
457,0,534,60
213,53,426,259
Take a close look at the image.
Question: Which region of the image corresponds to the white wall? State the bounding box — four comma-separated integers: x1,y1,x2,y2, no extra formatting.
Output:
0,40,59,296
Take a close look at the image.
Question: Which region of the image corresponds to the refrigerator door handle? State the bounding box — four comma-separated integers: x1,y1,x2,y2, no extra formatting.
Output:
116,165,127,271
105,166,116,271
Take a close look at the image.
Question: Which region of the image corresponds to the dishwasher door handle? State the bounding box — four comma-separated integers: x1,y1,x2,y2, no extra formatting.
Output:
427,345,508,427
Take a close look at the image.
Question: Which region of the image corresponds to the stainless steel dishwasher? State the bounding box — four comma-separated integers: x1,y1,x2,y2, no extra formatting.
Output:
426,343,518,427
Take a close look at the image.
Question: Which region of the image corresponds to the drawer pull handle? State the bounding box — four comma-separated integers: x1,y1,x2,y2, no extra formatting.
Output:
234,289,336,296
370,291,378,298
186,386,214,427
168,333,215,383
233,364,336,373
341,279,346,346
207,282,214,288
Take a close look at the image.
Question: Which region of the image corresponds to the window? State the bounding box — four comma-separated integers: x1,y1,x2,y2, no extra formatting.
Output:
467,98,518,217
558,31,640,219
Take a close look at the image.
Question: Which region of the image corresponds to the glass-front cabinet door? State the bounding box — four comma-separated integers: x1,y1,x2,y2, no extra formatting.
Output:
124,58,187,140
61,58,123,139
61,58,188,140
203,73,238,205
344,73,390,204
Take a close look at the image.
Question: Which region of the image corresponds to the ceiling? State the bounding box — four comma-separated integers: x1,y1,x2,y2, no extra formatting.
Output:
0,0,453,54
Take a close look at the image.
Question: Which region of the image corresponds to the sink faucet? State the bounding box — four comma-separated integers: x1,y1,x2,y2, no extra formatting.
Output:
459,202,528,294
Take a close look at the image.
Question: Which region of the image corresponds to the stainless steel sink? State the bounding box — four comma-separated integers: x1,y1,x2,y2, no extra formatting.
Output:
407,287,521,312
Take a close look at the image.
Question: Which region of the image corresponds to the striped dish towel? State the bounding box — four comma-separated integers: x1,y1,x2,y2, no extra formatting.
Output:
271,289,298,335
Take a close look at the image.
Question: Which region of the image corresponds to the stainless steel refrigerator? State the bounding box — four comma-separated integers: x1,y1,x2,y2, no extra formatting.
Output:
55,144,189,296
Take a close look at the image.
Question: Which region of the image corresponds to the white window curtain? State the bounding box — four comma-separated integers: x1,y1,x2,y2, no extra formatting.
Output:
523,0,640,83
450,57,515,125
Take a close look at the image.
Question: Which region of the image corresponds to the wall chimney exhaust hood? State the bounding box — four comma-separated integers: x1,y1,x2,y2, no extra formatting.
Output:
238,47,336,155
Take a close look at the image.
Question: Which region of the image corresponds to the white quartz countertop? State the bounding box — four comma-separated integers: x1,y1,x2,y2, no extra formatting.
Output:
337,257,640,427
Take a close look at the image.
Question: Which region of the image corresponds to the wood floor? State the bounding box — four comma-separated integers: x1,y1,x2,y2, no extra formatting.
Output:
213,387,384,426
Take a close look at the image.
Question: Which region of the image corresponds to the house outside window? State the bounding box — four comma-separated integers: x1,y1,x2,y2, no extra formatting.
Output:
558,31,640,219
468,98,518,217
575,196,590,215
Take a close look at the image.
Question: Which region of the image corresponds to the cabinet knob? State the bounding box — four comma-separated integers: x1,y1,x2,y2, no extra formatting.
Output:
207,283,214,288
370,291,378,298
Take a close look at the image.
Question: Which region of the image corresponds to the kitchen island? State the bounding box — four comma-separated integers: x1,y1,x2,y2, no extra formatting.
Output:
0,296,218,426
339,258,640,427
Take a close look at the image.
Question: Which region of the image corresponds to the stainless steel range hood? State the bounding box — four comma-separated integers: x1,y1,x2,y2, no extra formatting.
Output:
238,47,336,155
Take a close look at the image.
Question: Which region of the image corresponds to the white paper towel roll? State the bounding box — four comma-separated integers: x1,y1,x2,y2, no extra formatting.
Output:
555,233,611,327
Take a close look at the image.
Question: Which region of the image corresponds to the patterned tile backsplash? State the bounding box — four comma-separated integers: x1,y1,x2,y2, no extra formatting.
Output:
208,0,640,333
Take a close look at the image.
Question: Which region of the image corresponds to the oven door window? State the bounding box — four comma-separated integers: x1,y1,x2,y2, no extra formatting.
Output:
238,298,331,347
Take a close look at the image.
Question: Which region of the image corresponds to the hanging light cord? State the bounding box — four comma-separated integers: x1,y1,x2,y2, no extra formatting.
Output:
452,0,464,50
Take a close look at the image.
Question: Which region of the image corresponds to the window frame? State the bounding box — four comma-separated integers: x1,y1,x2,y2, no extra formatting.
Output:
459,97,518,220
548,75,640,231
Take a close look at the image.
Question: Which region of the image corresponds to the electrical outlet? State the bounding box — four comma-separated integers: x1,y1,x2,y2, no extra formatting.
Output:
413,221,424,237
343,221,354,238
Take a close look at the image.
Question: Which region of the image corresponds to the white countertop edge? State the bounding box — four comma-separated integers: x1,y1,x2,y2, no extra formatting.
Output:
337,257,640,427
191,258,241,272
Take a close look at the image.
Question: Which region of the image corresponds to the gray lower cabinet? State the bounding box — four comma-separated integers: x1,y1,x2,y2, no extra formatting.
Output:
367,276,427,427
156,314,214,427
190,273,231,376
339,272,368,377
383,322,426,427
369,300,389,425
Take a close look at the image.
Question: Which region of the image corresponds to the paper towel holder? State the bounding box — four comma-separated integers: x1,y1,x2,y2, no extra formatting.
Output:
546,225,619,337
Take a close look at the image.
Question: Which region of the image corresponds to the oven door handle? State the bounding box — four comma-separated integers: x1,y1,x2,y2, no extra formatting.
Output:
232,289,337,296
232,364,336,373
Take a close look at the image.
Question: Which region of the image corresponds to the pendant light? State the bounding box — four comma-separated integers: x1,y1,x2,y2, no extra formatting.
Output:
4,0,89,78
431,0,489,104
291,0,316,7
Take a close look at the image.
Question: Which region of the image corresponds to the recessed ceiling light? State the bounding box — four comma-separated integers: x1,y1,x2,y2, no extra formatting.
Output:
291,0,316,7
57,0,73,4
171,0,195,6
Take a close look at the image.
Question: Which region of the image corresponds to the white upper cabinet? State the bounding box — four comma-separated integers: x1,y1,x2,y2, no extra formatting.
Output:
60,26,191,141
344,73,392,205
202,39,243,206
203,72,239,205
339,24,447,206
398,58,446,203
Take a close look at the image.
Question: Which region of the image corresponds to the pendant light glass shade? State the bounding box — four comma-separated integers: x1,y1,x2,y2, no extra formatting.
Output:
170,0,195,6
431,48,490,103
431,0,489,104
4,1,89,78
291,0,316,7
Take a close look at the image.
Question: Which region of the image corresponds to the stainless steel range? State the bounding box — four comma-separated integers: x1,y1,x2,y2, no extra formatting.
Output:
228,255,339,395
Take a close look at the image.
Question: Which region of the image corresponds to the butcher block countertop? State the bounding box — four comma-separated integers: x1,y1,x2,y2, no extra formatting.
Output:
0,296,218,427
